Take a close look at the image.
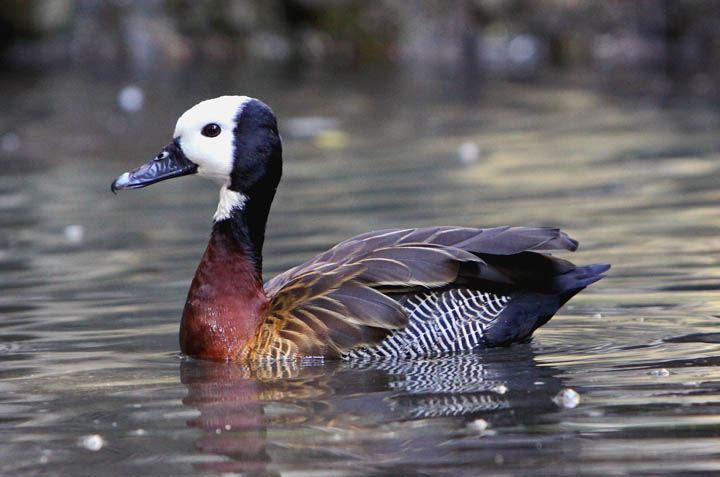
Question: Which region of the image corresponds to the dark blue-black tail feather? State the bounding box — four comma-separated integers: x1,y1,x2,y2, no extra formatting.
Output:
555,263,611,302
482,263,610,348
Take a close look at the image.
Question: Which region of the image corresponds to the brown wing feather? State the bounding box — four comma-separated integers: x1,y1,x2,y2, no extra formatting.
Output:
256,226,579,359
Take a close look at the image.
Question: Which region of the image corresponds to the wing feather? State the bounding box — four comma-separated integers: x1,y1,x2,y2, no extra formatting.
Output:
256,226,583,358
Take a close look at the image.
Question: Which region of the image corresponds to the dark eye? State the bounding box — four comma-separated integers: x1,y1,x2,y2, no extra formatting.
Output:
201,123,221,137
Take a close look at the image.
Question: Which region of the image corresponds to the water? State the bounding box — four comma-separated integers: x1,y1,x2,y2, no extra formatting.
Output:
2,65,720,476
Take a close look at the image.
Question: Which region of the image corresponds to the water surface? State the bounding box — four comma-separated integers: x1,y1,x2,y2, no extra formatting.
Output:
2,66,720,475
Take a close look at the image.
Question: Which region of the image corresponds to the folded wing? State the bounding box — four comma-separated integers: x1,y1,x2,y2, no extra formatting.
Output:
256,226,594,359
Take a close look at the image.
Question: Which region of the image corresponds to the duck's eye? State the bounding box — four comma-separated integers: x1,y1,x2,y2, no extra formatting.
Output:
201,123,221,137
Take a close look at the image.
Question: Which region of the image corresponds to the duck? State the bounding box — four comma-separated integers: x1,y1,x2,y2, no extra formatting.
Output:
111,96,610,362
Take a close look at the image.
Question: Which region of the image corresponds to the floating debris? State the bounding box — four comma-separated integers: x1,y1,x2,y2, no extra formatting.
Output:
492,384,508,394
313,130,348,150
592,313,603,319
117,86,145,113
457,141,480,164
1,132,20,153
284,116,340,139
554,388,580,408
64,225,84,244
467,418,489,432
650,368,671,377
79,434,104,451
507,34,539,66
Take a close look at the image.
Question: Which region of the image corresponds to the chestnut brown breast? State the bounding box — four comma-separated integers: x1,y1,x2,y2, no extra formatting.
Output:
180,232,268,360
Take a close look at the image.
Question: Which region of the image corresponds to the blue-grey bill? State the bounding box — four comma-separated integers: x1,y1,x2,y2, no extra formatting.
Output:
111,141,197,193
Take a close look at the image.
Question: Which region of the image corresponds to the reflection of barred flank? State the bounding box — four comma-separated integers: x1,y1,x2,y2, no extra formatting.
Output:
361,356,502,394
347,288,510,359
390,394,511,419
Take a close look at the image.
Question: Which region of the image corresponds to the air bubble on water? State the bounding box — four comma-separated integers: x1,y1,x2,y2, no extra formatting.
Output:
79,434,104,451
467,418,489,432
457,141,480,164
64,225,85,244
492,384,508,394
650,368,670,377
284,116,340,139
117,85,145,113
1,132,20,153
508,34,538,65
554,388,580,408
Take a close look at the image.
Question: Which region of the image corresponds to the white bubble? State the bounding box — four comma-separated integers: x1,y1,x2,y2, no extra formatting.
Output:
64,225,84,244
117,86,145,113
79,434,104,451
650,368,670,377
508,34,538,65
492,384,508,394
555,388,580,408
1,132,20,153
468,418,489,432
457,141,480,164
284,116,340,139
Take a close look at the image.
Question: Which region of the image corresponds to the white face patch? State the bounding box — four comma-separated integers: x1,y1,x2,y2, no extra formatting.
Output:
173,95,252,184
214,184,248,222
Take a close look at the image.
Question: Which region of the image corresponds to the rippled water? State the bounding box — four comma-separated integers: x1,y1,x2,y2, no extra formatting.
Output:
2,66,720,475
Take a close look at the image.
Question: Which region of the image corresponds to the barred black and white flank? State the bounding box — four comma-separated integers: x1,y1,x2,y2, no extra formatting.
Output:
348,288,511,358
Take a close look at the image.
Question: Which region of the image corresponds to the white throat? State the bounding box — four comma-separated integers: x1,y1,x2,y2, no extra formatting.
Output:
214,185,248,222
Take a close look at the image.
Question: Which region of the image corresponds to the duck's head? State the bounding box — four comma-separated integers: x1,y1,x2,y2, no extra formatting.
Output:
111,95,282,222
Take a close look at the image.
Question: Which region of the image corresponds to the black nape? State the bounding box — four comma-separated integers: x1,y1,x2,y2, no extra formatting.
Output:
213,99,283,278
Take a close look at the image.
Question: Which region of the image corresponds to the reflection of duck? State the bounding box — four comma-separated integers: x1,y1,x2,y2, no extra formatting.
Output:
350,347,563,422
113,96,609,361
181,361,271,474
180,349,566,472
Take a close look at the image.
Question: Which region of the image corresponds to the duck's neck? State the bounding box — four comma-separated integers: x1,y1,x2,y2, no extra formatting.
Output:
179,185,276,361
212,184,275,277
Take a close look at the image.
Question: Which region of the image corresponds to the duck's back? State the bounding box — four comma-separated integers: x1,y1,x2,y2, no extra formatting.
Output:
259,226,609,360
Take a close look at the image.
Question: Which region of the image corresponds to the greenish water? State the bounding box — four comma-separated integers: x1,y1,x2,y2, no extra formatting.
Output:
2,66,720,476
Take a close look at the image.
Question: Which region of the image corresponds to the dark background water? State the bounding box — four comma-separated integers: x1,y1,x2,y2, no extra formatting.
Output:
3,2,720,476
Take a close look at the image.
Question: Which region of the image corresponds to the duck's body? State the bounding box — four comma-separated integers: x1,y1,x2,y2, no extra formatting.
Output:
112,96,609,361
